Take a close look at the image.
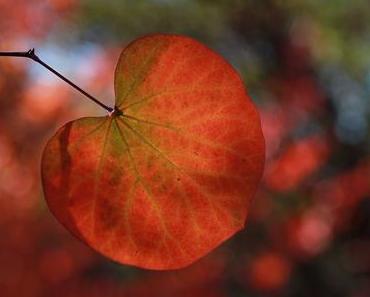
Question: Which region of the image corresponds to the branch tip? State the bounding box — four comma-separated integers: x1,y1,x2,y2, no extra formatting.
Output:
0,48,114,113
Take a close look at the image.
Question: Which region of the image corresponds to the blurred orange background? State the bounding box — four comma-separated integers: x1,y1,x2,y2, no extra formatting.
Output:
0,1,369,296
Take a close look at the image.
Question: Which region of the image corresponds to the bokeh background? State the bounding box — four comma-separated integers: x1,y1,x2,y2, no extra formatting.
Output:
0,0,369,296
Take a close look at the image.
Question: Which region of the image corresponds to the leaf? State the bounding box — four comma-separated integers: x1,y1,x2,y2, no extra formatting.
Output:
41,34,265,270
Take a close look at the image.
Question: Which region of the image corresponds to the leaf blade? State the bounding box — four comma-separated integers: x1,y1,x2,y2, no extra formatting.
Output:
42,34,265,270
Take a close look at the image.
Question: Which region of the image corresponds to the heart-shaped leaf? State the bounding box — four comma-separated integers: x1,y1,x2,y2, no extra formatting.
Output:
41,34,265,270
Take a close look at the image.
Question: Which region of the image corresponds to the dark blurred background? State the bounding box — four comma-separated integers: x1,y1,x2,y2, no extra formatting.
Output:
0,0,369,296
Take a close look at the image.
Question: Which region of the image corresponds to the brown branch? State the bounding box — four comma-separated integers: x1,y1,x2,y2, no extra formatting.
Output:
0,49,114,113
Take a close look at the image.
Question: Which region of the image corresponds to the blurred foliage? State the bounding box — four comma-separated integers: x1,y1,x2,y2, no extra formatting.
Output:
0,0,369,296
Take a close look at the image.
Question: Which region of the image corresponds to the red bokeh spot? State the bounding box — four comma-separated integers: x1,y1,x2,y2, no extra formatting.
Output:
38,248,74,285
265,135,330,192
247,251,292,291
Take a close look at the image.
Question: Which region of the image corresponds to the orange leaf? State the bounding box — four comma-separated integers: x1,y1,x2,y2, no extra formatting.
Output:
41,34,265,270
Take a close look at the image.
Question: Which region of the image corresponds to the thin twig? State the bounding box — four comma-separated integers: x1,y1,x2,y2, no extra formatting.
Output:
0,49,114,113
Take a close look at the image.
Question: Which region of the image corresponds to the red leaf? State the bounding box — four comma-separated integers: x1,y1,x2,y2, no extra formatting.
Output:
41,34,265,270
